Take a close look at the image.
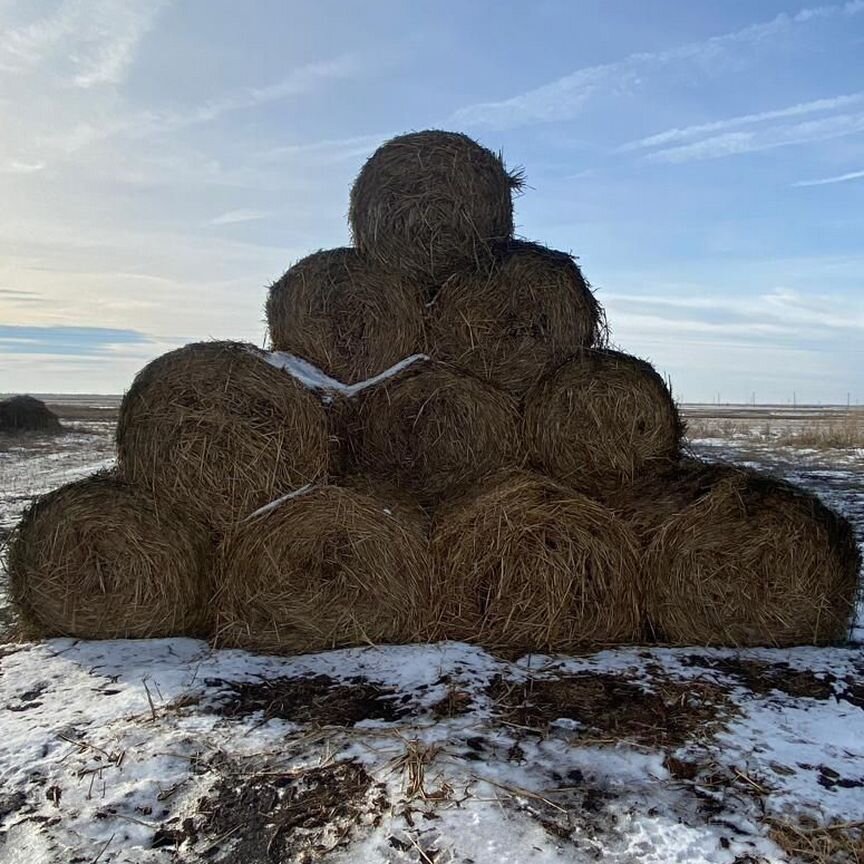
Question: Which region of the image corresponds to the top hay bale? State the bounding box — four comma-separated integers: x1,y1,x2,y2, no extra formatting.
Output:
350,130,521,284
117,341,329,531
266,247,426,383
0,395,61,434
430,240,605,396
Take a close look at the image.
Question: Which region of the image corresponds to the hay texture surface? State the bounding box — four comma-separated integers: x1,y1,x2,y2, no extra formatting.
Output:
350,130,521,283
6,472,208,639
350,360,521,506
431,471,642,651
216,485,432,655
266,247,426,383
0,395,61,434
117,341,328,530
430,241,605,395
644,464,860,646
524,349,682,493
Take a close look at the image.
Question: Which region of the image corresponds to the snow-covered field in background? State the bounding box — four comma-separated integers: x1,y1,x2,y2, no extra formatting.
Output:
0,406,862,863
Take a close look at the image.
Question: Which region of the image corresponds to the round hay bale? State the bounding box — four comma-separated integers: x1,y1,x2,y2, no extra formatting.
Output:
349,130,522,283
0,395,61,434
431,471,642,651
266,247,426,383
215,485,433,655
6,472,210,639
643,463,861,646
117,341,329,530
524,349,683,493
430,241,606,395
350,359,521,506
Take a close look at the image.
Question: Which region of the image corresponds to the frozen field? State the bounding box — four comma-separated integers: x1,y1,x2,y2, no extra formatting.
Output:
0,403,862,863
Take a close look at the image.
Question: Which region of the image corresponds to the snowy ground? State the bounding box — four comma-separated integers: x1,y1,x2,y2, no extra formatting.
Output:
0,405,862,863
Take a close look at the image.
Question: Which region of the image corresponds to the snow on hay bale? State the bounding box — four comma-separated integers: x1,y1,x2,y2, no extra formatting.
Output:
349,130,522,283
641,463,861,646
430,241,606,396
431,471,642,651
215,485,433,654
524,349,683,493
117,341,329,530
266,247,426,383
6,472,209,639
0,395,61,434
348,359,521,507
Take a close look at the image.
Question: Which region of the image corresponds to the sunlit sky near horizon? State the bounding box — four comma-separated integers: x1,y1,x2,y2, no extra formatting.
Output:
1,0,863,402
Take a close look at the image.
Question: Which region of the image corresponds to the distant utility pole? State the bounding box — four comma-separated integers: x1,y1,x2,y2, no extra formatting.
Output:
793,391,796,408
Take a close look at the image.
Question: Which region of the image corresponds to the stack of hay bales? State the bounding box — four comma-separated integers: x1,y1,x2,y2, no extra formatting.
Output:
5,129,860,653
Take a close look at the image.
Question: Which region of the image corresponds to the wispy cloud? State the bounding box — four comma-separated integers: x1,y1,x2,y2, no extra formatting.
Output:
180,56,362,126
0,0,169,87
256,133,389,165
617,93,864,152
1,160,47,175
604,287,864,336
452,2,864,129
792,168,864,186
645,112,864,162
209,209,270,226
0,325,153,356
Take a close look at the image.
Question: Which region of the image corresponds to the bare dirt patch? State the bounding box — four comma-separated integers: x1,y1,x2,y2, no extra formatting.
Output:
686,656,864,708
490,672,734,748
209,674,410,726
162,758,387,863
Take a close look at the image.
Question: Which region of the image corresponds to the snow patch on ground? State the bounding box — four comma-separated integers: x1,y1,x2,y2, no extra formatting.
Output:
1,639,861,863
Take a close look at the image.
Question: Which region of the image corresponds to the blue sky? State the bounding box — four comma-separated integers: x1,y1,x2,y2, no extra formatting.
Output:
0,0,862,402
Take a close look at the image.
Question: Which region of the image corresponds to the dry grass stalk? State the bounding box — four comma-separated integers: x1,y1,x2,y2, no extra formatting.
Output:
350,359,521,507
6,471,210,639
215,485,434,655
117,341,329,531
349,130,522,283
643,463,860,646
524,349,683,494
430,240,606,396
431,471,642,651
769,817,864,864
266,247,426,383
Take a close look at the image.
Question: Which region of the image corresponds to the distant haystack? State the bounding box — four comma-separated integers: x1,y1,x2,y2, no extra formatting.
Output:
266,247,426,383
7,472,210,639
0,395,61,434
350,130,522,284
430,241,605,395
116,341,329,531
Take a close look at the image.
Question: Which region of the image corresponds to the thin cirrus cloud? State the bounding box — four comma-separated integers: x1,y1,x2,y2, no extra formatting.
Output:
792,168,864,187
0,0,169,87
0,325,153,357
209,209,271,226
451,1,864,129
617,93,864,152
643,112,864,163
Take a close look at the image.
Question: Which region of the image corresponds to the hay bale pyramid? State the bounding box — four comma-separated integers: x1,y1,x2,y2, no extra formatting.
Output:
6,130,860,652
